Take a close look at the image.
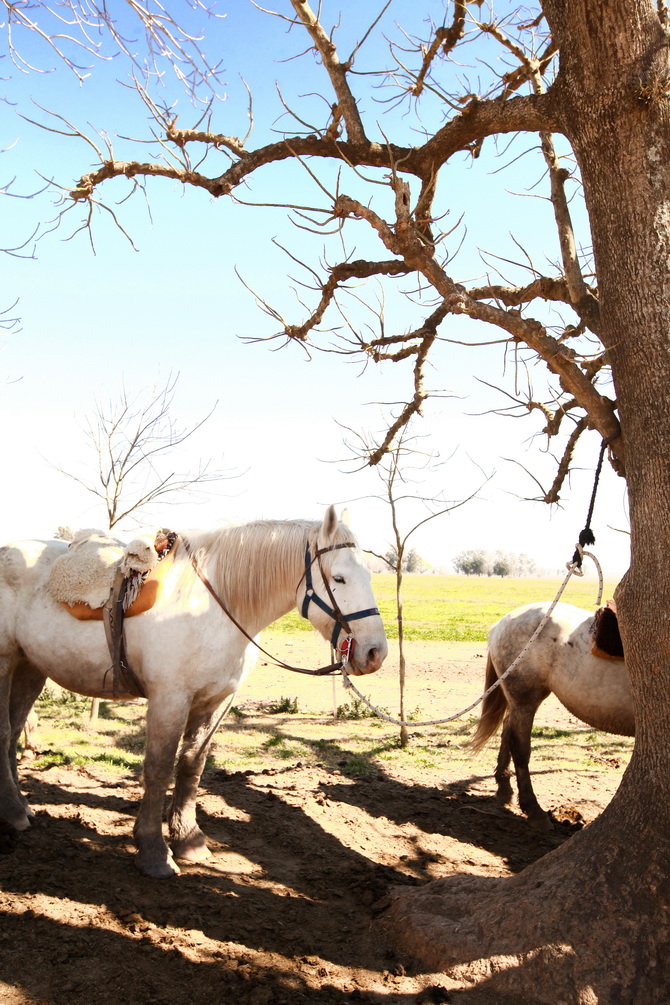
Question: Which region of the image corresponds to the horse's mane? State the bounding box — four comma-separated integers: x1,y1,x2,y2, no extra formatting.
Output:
173,518,357,624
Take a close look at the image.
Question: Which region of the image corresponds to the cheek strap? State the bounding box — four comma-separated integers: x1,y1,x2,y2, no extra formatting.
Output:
300,543,380,648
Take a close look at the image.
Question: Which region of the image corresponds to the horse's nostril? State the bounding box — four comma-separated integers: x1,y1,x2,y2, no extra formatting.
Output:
367,647,379,664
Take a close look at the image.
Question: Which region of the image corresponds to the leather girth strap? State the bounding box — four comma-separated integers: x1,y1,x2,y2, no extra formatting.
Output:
101,569,147,699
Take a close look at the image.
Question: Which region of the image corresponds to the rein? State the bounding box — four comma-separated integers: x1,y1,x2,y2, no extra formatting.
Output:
180,536,372,677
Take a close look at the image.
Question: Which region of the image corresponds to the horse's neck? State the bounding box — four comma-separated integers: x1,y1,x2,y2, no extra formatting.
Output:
243,553,302,633
187,523,311,635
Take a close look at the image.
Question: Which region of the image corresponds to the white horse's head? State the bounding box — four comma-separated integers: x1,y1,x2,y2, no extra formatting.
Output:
297,506,388,676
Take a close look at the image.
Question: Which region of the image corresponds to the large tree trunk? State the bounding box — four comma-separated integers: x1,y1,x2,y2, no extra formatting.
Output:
384,4,670,999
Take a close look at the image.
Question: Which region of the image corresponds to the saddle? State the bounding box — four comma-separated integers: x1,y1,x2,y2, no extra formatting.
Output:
60,556,171,621
51,529,175,620
52,529,177,699
590,601,624,660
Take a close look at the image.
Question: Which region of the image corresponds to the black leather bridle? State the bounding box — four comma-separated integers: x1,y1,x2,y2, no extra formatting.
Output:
299,541,380,650
182,536,380,676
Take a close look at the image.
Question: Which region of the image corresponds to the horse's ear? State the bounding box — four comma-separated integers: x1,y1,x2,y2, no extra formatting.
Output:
340,508,351,528
319,504,338,546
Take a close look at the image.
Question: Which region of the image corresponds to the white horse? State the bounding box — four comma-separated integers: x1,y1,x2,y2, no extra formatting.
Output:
470,601,633,830
0,506,387,877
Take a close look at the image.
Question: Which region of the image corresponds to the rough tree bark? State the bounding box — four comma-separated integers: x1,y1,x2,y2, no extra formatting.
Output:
384,4,670,1001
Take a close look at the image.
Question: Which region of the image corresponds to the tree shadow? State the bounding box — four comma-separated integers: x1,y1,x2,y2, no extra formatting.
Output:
6,768,410,972
212,723,581,871
0,902,433,1005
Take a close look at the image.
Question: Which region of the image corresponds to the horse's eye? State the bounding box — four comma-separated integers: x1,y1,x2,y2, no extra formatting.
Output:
333,575,345,584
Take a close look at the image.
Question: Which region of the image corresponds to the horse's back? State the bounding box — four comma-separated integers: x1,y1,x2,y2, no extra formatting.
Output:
0,539,66,588
489,601,593,665
0,540,67,652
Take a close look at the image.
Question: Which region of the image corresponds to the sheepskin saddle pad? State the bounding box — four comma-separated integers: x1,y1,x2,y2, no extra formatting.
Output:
49,529,163,621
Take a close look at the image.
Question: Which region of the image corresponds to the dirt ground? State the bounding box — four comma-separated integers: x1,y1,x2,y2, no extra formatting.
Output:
0,636,632,1004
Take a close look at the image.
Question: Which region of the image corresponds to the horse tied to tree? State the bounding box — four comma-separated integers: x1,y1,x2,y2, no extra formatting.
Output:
0,506,387,878
470,600,632,830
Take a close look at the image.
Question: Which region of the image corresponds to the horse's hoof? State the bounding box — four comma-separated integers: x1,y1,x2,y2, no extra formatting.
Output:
5,813,31,832
172,835,211,863
19,798,35,820
528,811,552,833
135,855,181,879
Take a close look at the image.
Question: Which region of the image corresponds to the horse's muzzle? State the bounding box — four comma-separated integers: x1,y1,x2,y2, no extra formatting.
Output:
349,642,387,676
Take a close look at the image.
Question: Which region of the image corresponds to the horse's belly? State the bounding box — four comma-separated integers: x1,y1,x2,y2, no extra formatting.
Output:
553,659,635,736
16,600,112,698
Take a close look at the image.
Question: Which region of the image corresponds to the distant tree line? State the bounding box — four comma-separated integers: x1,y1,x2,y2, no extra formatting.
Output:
383,546,426,573
452,549,536,577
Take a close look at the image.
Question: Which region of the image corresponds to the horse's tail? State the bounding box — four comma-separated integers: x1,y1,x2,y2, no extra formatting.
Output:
468,652,508,752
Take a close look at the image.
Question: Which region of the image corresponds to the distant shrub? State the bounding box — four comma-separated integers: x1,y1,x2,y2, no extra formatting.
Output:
37,686,85,708
336,696,389,720
267,696,300,715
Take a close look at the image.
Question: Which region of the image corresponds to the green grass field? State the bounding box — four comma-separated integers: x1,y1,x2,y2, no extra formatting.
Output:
275,571,619,642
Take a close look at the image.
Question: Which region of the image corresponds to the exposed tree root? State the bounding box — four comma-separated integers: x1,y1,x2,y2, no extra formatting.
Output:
382,806,670,1003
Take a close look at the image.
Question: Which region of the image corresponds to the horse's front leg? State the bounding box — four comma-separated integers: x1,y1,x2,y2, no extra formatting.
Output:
134,695,190,879
168,701,228,863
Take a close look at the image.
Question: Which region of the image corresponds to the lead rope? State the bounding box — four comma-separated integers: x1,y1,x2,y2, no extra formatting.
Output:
338,547,603,729
194,549,601,760
571,437,608,570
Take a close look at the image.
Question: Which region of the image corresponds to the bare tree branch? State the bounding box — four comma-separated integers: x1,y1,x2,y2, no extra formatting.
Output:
2,0,224,98
541,415,589,503
411,1,468,99
16,2,624,498
331,182,621,463
55,374,233,529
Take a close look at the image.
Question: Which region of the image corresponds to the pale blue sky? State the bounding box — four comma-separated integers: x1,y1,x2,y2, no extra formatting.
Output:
1,1,630,578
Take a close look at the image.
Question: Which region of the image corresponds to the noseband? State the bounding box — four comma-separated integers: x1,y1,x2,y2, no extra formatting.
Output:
299,542,381,650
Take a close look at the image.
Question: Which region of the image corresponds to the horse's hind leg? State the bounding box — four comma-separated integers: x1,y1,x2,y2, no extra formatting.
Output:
20,709,39,762
168,702,226,863
494,715,514,806
134,696,191,879
506,694,551,831
9,662,46,816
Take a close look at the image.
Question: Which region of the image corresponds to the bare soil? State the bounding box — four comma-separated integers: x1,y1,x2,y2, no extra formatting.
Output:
0,636,632,1004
